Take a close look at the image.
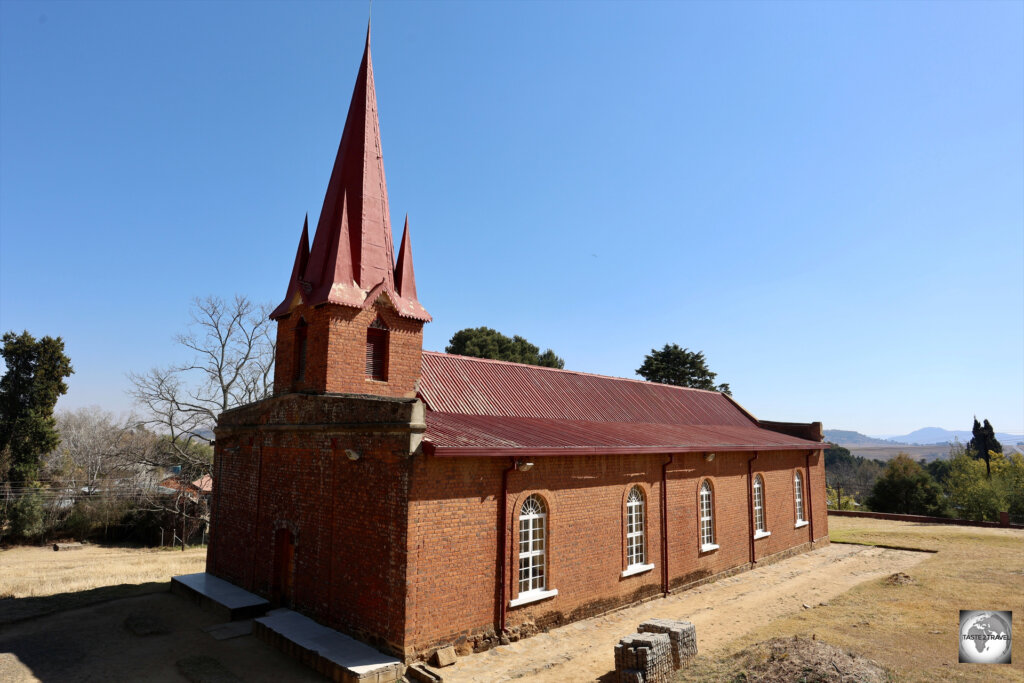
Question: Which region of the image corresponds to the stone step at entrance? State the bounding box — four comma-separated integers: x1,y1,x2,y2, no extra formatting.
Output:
254,608,404,683
171,572,270,621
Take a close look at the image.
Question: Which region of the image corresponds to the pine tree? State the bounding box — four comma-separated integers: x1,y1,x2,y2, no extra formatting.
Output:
445,327,564,368
968,418,1003,479
0,331,74,484
636,344,731,395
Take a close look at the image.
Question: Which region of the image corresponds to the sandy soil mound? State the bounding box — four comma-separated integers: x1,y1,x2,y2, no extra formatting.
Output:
694,635,888,683
884,571,915,585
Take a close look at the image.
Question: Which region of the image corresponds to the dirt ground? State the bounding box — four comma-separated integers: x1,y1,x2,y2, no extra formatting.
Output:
0,591,323,682
443,542,927,682
2,518,1019,682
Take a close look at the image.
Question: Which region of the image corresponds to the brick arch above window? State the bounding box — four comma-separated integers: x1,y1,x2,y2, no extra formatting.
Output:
509,488,558,522
272,519,300,542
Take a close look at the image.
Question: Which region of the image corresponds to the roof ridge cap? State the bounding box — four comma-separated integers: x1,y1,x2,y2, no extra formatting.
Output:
422,351,724,394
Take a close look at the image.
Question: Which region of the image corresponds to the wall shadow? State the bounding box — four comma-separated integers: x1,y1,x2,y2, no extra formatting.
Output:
0,581,168,626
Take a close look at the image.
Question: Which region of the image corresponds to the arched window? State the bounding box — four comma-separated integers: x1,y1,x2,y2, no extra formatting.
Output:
365,317,389,381
518,495,547,595
752,474,767,536
699,481,716,550
794,471,806,524
293,319,308,383
625,486,646,567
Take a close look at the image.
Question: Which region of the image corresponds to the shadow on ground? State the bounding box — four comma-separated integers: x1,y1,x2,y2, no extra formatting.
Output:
0,582,168,626
0,591,323,683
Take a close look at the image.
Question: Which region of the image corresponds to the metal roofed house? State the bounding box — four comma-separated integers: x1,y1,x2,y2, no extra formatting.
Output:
206,24,828,664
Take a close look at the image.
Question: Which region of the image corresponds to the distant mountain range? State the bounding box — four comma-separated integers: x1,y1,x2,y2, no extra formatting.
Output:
825,428,1024,447
823,430,903,446
879,427,1024,446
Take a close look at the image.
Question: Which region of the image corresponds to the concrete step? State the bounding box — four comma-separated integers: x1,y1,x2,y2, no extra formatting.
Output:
171,572,270,621
254,608,404,683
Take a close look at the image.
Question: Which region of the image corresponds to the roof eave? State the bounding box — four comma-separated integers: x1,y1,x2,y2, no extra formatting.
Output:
425,443,825,458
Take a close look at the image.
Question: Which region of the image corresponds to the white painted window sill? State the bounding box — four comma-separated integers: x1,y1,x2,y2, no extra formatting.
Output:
795,520,809,528
509,588,558,608
700,543,720,553
753,530,771,539
621,563,655,578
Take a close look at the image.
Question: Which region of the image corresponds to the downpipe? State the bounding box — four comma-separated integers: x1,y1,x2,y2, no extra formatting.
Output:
497,458,516,634
660,454,673,596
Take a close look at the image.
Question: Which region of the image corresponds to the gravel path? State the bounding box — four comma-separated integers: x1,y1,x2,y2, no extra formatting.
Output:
444,543,928,682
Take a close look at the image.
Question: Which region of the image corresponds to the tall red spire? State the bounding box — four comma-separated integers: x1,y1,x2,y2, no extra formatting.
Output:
273,22,428,322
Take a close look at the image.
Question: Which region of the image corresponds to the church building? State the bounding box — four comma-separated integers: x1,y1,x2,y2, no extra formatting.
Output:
207,27,828,663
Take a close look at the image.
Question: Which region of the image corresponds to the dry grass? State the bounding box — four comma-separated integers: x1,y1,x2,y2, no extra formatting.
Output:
0,544,206,599
679,516,1024,682
0,544,206,625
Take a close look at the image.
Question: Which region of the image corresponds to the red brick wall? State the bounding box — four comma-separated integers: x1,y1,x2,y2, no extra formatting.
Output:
402,448,828,657
273,300,423,398
210,389,827,661
208,394,422,656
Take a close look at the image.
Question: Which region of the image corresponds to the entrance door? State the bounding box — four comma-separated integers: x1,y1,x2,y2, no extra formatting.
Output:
271,528,295,606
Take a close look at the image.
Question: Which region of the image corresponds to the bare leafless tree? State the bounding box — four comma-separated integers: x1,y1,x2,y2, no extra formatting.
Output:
41,407,157,537
124,295,274,545
128,295,275,474
49,407,141,493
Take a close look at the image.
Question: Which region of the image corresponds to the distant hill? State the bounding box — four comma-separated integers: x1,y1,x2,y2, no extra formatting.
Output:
881,427,1024,446
845,444,951,463
824,430,904,447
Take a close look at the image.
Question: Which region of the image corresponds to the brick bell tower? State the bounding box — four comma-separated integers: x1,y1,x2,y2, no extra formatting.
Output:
208,26,431,658
270,26,430,398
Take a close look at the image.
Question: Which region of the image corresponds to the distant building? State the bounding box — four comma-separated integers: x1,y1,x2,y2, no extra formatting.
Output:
207,25,828,662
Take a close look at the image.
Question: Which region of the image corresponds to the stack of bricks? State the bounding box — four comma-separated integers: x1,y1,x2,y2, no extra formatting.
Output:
638,618,698,669
614,632,674,683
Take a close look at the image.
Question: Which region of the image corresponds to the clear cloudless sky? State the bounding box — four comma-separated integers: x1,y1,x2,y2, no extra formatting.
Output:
1,1,1021,437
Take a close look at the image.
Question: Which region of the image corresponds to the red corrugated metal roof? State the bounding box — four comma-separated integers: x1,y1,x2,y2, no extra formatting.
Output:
419,352,822,455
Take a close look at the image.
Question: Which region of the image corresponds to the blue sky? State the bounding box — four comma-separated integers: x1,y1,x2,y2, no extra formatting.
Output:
1,1,1021,436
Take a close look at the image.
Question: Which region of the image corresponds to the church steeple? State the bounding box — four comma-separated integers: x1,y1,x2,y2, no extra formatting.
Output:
271,22,429,399
271,22,429,322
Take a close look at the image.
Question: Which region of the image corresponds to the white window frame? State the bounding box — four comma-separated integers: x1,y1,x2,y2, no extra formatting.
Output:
753,474,770,539
794,470,807,527
510,495,558,607
622,487,654,577
700,481,718,551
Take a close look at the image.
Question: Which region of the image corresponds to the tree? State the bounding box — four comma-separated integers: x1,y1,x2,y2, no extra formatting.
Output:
44,408,156,540
636,344,731,395
924,457,951,486
945,447,1005,522
968,418,1002,478
128,295,274,477
0,331,74,484
445,327,564,368
865,454,946,516
824,443,877,509
127,296,270,547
